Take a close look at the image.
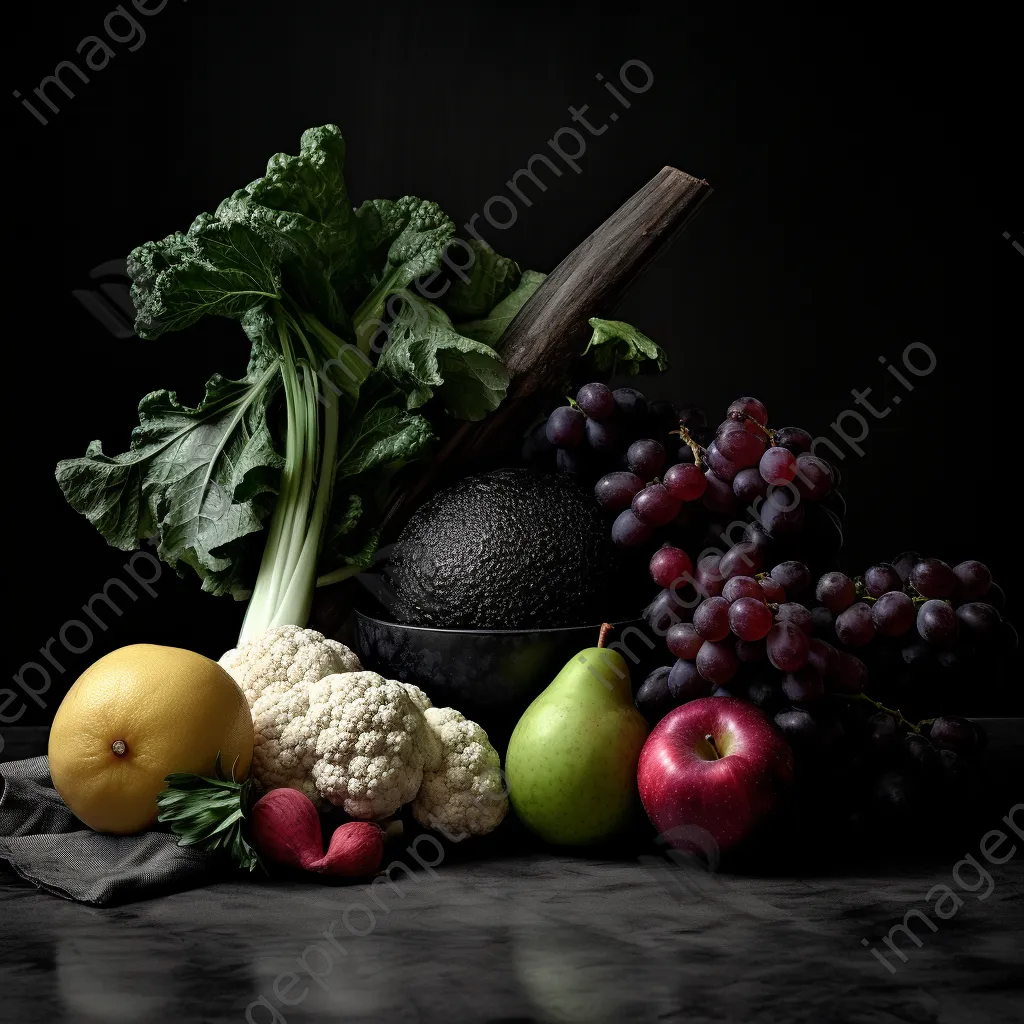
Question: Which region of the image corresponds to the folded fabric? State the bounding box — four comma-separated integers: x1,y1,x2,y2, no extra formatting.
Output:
0,755,217,906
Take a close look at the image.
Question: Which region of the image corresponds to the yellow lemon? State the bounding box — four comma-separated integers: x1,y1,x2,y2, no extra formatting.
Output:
48,644,253,834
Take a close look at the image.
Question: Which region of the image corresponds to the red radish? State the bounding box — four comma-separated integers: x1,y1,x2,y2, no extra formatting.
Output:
251,788,383,877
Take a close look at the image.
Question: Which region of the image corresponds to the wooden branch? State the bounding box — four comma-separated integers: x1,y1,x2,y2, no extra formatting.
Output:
382,165,712,537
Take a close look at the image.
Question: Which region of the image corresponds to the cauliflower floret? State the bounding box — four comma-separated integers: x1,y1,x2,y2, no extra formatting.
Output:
304,671,430,819
219,624,362,706
219,625,364,803
412,706,508,837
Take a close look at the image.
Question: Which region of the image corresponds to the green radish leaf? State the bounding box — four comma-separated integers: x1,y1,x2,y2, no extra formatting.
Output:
583,317,669,376
456,269,546,346
438,240,522,320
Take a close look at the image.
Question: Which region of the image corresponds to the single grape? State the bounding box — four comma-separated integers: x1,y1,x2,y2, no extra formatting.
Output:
722,576,764,603
910,558,956,598
760,490,805,537
627,439,667,480
770,561,812,597
678,405,707,432
649,399,680,437
781,665,824,705
901,638,936,670
811,606,835,637
729,597,774,641
774,426,813,454
766,620,810,671
521,422,555,464
892,551,923,583
986,581,1006,610
585,417,622,453
823,490,847,519
706,442,740,482
645,588,695,634
928,716,979,755
733,466,769,504
956,602,1004,645
556,447,593,474
759,446,798,485
743,520,774,553
774,708,819,749
668,658,713,702
576,382,615,421
831,652,867,694
612,387,649,421
815,571,857,612
667,622,704,659
611,508,654,547
650,545,694,590
695,640,740,684
807,637,839,679
594,471,645,512
696,554,725,598
794,454,834,500
864,563,902,597
676,443,697,465
776,602,814,636
716,427,766,469
745,676,782,714
917,599,959,646
803,504,844,556
545,405,586,448
871,591,916,637
727,396,768,427
735,637,767,662
632,482,682,527
952,560,993,601
664,462,707,503
634,666,675,723
702,470,738,515
694,596,732,642
865,712,900,753
716,418,744,436
902,733,942,780
835,602,876,647
719,543,765,580
759,576,786,603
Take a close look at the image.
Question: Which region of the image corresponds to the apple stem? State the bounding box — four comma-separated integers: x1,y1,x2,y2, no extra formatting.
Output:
704,733,721,759
597,622,613,649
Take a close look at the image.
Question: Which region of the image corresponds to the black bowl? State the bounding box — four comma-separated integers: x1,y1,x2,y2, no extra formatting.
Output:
354,610,654,752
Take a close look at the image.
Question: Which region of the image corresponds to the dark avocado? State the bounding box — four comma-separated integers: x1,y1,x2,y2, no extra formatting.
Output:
383,468,642,629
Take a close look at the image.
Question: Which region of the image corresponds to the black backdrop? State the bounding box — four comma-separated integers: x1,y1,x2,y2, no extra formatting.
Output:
4,1,1021,726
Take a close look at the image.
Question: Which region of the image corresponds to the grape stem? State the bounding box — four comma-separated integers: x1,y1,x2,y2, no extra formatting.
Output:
846,692,921,733
736,411,775,443
670,422,706,468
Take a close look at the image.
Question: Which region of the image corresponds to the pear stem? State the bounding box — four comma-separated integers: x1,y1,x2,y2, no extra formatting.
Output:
597,622,613,649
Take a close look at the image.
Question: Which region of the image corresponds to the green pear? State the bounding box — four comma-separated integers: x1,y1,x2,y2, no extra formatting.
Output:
505,642,649,845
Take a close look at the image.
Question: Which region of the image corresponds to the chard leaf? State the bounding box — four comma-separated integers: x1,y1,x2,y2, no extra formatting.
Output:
55,357,283,598
336,406,434,479
127,220,283,340
439,240,522,320
456,269,546,346
584,317,669,376
215,125,358,330
350,197,456,349
378,295,509,420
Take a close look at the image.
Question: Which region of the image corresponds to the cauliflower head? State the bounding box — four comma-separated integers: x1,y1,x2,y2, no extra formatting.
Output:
412,707,508,837
219,627,428,817
219,625,507,834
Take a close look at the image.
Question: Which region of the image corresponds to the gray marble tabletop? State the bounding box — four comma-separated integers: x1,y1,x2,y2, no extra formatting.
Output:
2,845,1022,1024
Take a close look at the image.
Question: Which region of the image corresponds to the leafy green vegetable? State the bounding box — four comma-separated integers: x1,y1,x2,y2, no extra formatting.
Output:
457,269,547,346
439,240,522,320
583,317,669,376
56,125,531,644
157,754,263,873
378,293,510,419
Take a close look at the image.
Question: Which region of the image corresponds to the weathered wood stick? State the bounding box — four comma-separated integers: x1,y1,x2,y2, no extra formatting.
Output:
382,165,712,536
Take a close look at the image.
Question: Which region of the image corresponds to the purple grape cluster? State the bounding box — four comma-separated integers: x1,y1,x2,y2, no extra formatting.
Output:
526,389,845,575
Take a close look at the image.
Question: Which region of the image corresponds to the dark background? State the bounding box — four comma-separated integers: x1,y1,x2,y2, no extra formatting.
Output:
4,1,1020,726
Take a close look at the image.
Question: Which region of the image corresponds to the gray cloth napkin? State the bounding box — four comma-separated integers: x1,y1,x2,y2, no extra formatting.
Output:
0,755,217,906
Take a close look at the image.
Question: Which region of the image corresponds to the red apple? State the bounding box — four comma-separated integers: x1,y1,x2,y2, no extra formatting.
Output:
637,696,794,852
